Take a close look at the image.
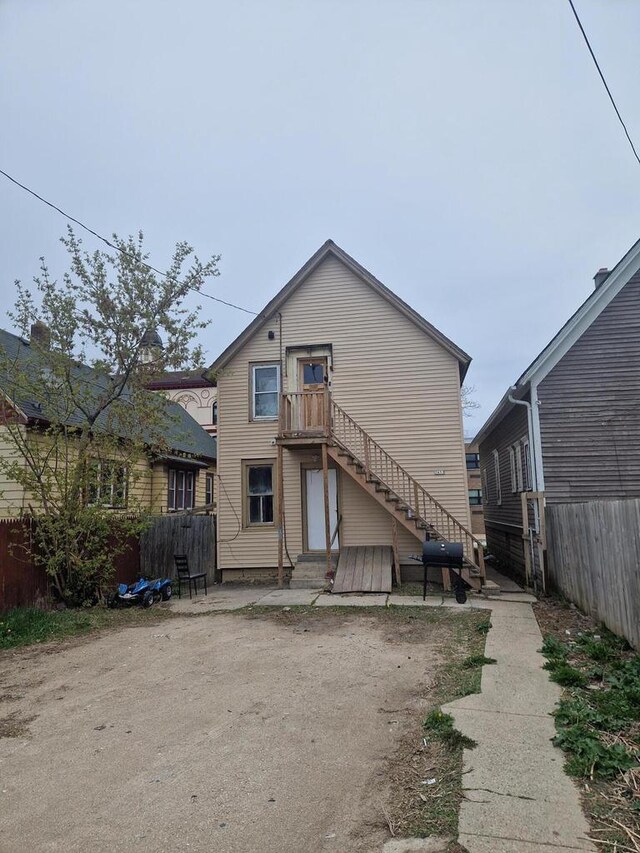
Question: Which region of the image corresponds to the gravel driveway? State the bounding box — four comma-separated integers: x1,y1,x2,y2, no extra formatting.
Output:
0,608,443,853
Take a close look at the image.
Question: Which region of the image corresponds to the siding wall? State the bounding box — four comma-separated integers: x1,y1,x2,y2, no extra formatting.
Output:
0,426,27,517
0,426,215,518
217,253,470,572
538,271,640,503
478,403,529,574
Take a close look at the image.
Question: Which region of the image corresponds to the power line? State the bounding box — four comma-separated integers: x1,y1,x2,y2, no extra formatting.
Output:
567,0,640,168
0,167,259,316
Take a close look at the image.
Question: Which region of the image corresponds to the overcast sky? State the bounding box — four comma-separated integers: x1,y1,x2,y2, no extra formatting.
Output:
1,0,639,437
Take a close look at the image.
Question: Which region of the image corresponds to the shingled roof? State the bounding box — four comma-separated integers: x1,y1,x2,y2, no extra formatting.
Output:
0,328,216,461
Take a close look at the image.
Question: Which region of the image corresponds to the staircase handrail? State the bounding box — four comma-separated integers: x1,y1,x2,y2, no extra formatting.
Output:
330,398,485,575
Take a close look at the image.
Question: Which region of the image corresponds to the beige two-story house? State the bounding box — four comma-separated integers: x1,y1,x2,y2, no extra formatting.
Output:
211,241,484,591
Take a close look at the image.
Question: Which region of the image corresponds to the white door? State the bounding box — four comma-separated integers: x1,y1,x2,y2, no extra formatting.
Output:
305,469,339,550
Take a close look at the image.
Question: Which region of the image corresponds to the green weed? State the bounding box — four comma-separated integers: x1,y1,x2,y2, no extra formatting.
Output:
462,653,496,669
544,660,588,687
423,710,477,750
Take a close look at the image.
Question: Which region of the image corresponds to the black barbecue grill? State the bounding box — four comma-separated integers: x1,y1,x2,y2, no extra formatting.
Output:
410,540,468,603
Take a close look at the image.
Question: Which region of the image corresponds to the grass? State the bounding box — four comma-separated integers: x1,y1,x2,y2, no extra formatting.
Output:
537,611,640,851
380,608,492,845
0,605,173,650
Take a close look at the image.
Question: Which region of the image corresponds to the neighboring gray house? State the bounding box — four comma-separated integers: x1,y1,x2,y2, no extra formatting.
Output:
474,237,640,581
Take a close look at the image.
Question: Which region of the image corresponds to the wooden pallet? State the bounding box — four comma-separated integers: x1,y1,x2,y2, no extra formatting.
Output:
332,545,393,594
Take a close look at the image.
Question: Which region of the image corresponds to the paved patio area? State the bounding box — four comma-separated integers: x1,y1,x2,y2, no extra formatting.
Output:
169,584,537,615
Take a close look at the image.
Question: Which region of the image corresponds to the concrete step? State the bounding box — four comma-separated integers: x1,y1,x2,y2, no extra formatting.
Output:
481,579,501,595
293,568,328,579
290,577,328,589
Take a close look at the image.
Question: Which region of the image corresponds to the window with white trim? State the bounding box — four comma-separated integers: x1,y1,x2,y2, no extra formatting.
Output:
509,446,516,493
492,449,501,505
251,364,280,420
515,442,523,492
168,469,195,511
522,438,532,491
87,461,127,508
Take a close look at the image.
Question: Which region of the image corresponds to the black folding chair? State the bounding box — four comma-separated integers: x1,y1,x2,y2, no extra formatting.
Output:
174,554,207,598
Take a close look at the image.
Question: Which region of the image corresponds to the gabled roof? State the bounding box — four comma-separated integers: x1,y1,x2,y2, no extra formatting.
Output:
210,240,471,379
474,236,640,446
0,328,217,461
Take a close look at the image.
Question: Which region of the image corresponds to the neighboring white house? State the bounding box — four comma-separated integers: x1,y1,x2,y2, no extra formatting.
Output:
146,369,217,437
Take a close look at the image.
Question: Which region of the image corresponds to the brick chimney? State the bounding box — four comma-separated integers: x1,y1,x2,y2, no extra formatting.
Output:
594,268,610,290
30,321,51,349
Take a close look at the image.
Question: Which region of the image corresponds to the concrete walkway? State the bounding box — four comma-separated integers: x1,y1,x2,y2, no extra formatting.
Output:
443,599,595,852
169,585,594,852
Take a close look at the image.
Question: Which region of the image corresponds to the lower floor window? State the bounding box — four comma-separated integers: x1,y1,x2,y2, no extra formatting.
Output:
205,473,214,505
245,462,274,525
168,469,195,511
88,461,127,508
469,488,482,506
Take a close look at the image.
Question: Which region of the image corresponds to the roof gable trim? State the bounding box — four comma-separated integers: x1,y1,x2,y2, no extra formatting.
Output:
521,238,640,387
210,240,471,375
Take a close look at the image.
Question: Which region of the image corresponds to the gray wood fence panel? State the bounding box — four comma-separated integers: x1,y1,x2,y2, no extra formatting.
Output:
140,515,217,584
546,500,640,649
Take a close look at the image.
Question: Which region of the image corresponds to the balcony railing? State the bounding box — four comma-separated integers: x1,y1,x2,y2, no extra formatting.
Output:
278,391,330,438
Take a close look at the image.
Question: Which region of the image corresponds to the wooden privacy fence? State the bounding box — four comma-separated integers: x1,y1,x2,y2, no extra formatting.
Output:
0,519,48,610
546,499,640,649
140,515,216,585
0,518,140,611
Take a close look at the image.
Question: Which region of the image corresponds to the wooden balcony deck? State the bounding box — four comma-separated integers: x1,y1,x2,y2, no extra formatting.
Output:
277,391,330,445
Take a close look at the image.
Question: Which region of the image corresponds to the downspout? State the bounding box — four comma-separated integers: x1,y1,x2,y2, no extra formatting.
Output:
507,390,539,491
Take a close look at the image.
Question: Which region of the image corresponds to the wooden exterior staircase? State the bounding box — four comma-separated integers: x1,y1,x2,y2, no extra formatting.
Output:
278,390,486,591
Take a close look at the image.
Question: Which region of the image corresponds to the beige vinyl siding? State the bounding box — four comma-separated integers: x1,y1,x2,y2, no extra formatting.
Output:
0,426,27,517
217,254,470,571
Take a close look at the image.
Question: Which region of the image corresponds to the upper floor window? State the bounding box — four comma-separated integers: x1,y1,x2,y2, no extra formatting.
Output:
168,469,194,512
251,364,280,420
492,449,502,506
465,452,480,470
509,446,517,493
522,438,532,491
212,401,218,426
510,438,531,493
468,488,482,506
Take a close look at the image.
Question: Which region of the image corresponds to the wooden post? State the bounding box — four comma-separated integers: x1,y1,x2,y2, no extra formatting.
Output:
322,442,332,579
277,443,284,588
391,516,401,586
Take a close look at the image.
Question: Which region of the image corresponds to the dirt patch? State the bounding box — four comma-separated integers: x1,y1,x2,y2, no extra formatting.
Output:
0,606,483,853
0,710,38,738
533,596,598,638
